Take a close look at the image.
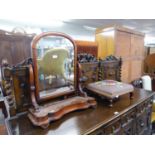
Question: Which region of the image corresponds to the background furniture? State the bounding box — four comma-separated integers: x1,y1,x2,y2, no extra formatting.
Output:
99,55,122,81
75,40,98,57
5,89,154,135
0,29,34,66
95,25,145,83
143,53,155,91
144,53,155,74
78,55,122,89
1,59,32,117
0,88,8,135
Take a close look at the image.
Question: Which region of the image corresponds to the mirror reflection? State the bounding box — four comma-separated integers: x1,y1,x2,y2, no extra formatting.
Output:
36,36,75,98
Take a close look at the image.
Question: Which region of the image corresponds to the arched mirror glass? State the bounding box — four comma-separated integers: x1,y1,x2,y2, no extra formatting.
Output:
32,32,76,101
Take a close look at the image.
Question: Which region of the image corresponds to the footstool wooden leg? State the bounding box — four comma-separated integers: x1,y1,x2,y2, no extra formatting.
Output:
129,92,134,99
109,99,113,107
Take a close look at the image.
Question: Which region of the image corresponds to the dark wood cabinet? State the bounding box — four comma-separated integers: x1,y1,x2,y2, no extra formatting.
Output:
0,30,34,66
5,89,155,135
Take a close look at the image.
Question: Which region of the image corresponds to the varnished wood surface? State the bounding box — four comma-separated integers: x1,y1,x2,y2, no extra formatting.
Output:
5,88,155,135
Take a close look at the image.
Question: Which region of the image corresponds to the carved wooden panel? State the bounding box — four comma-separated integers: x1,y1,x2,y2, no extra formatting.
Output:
99,58,122,81
89,98,153,135
78,62,99,87
12,66,31,113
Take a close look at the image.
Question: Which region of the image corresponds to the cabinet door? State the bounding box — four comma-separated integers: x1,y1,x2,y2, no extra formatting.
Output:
131,34,144,58
130,60,143,82
96,32,114,58
130,34,144,81
115,30,131,59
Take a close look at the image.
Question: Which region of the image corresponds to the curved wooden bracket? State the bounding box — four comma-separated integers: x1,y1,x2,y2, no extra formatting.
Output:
28,64,40,110
77,63,88,97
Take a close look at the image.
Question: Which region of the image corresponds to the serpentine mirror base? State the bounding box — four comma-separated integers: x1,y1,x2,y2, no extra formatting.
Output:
28,96,97,129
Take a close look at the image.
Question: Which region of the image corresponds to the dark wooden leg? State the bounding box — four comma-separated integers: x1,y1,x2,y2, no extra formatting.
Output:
109,99,113,107
0,100,8,118
129,92,134,99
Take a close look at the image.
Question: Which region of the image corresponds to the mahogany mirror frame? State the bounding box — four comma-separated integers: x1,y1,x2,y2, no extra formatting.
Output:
31,32,77,102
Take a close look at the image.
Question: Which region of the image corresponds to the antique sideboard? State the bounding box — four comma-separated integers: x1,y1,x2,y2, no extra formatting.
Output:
5,88,155,135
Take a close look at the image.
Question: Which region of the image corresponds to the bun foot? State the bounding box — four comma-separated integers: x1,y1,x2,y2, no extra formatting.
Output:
41,124,49,129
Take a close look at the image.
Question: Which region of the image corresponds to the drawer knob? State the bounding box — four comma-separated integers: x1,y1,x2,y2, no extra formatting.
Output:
140,122,144,127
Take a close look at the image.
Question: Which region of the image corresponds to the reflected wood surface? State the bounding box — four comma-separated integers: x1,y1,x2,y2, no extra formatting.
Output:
5,88,155,135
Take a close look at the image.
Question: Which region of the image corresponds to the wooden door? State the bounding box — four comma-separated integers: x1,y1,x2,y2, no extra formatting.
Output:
130,34,144,81
115,30,131,59
115,30,131,82
130,60,143,82
95,30,115,58
130,34,144,59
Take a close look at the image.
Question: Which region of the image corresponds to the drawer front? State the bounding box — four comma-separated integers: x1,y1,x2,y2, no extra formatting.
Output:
136,99,153,134
121,110,136,135
103,118,122,135
136,112,147,134
89,118,122,135
89,98,153,135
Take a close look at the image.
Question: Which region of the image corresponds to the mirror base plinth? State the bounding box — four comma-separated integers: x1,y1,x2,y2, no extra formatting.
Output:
28,96,97,129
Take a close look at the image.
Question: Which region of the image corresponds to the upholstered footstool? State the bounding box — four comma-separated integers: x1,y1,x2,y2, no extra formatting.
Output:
86,80,134,106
